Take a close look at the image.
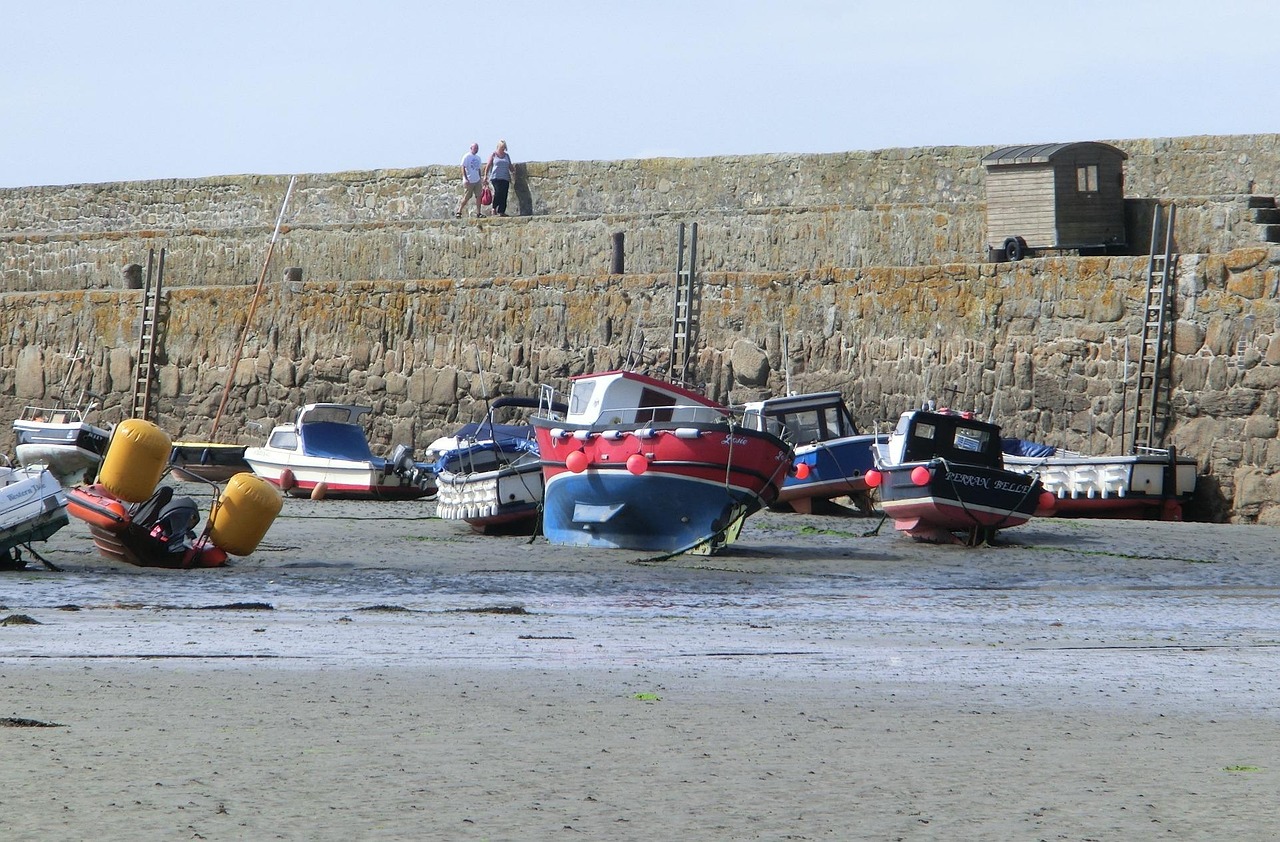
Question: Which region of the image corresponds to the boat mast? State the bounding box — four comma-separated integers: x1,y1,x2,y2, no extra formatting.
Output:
210,176,297,440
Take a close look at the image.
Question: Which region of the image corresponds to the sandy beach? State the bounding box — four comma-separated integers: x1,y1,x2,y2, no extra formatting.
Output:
4,492,1280,840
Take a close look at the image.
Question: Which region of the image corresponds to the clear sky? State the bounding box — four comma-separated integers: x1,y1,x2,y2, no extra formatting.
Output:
3,0,1275,189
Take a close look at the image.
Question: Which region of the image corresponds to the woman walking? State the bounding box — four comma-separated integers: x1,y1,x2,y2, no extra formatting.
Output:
485,140,515,217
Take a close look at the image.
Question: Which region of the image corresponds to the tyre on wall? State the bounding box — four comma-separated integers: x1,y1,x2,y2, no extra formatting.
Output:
1003,236,1027,261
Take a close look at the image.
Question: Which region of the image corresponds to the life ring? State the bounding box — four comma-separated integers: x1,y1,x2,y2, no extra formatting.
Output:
1003,236,1027,261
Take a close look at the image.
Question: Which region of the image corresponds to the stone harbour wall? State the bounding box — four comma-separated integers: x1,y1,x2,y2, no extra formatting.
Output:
3,248,1279,524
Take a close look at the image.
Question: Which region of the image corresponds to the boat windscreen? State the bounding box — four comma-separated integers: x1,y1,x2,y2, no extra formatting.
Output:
300,422,375,461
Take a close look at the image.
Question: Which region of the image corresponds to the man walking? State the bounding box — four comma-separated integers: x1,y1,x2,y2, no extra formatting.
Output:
455,142,485,218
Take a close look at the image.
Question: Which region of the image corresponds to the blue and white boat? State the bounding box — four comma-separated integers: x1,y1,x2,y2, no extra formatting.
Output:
430,396,563,534
243,403,435,500
742,391,885,514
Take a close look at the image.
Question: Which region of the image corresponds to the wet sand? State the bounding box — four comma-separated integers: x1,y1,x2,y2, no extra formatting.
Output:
3,494,1280,840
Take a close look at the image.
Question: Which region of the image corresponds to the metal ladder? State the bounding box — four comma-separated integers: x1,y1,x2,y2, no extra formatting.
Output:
129,247,165,421
668,222,701,387
1129,203,1177,451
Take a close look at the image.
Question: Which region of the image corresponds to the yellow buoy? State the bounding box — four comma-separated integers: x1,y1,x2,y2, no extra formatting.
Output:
208,472,283,556
99,419,172,503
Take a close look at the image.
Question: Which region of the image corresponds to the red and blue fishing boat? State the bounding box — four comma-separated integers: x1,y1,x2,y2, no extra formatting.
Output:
531,371,792,553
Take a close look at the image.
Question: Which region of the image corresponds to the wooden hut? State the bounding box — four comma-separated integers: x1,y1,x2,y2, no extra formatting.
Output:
981,141,1128,260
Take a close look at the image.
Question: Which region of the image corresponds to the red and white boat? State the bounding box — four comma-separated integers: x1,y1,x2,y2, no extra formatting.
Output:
531,371,792,554
243,404,435,500
1001,440,1197,520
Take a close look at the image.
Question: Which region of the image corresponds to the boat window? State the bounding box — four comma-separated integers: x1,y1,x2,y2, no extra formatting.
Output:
837,406,859,436
568,381,596,417
953,426,989,453
637,388,673,424
822,406,856,438
788,410,821,444
915,422,936,440
269,430,298,450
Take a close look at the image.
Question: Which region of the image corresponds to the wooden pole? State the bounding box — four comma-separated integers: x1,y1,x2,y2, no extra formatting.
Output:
209,176,297,440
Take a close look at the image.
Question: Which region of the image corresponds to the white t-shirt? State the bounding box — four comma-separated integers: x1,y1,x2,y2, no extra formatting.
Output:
462,153,482,183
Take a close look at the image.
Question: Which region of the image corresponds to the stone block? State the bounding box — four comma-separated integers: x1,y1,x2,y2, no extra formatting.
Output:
15,346,45,398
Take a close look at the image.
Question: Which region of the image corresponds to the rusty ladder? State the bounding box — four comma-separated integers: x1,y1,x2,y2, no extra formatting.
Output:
129,247,164,421
668,222,701,387
1129,203,1177,451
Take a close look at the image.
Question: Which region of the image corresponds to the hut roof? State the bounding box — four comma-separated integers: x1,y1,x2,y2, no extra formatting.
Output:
981,142,1128,167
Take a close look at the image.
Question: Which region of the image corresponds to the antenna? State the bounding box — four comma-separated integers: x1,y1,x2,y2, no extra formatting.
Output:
781,326,793,396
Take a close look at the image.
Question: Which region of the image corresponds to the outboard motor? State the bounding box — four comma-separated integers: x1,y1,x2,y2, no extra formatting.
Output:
389,443,437,495
389,444,415,478
129,486,198,556
150,496,200,555
155,496,199,538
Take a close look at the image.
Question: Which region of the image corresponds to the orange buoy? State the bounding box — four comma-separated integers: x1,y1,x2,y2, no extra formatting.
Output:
99,419,172,503
279,468,296,492
208,472,283,556
310,481,328,500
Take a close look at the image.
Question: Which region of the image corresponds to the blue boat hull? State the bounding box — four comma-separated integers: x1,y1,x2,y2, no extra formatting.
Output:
541,469,760,552
780,434,881,505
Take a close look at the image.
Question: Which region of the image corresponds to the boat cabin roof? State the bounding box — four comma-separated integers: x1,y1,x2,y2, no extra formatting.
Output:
741,392,860,444
561,371,728,426
744,391,845,415
296,404,373,426
887,409,1005,467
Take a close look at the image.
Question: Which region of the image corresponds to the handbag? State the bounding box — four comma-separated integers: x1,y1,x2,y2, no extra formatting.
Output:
480,184,493,206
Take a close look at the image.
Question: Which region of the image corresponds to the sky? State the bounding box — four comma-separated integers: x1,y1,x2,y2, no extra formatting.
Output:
2,0,1276,189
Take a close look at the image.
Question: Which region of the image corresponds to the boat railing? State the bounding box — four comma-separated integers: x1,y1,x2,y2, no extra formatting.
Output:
17,388,101,425
590,403,731,426
18,405,88,424
537,384,563,420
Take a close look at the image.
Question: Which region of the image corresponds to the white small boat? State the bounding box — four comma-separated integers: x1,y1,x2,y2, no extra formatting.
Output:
12,399,111,486
243,403,436,500
1,461,70,569
1002,440,1197,520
